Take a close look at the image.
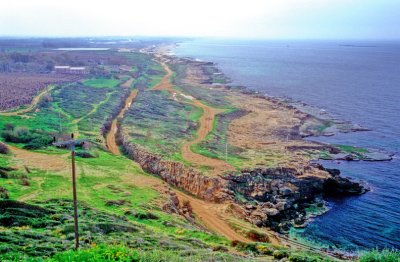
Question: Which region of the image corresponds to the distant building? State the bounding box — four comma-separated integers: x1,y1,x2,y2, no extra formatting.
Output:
54,66,88,75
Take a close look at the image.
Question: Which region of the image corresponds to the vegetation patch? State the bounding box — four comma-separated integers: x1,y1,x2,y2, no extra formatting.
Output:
82,78,120,89
0,142,9,154
121,90,198,161
359,249,400,262
191,109,247,169
1,125,52,150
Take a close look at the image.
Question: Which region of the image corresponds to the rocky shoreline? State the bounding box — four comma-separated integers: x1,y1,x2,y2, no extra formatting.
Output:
119,129,369,234
172,53,394,163
120,46,375,239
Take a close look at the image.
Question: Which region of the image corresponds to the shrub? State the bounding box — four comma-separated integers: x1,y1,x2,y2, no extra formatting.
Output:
19,178,30,186
359,249,400,262
246,229,270,242
232,242,258,253
289,252,321,262
4,123,14,131
134,211,159,220
75,149,99,158
0,142,9,154
273,249,289,259
23,136,53,150
1,127,33,143
1,127,52,149
50,244,140,262
0,186,9,199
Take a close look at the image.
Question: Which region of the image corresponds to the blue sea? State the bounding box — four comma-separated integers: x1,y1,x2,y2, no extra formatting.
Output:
174,39,400,251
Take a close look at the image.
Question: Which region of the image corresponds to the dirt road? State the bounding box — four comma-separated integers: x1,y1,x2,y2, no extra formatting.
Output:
106,89,138,155
153,60,234,175
174,190,250,242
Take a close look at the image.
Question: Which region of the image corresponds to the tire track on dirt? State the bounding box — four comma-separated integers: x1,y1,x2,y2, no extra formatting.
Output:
106,89,138,155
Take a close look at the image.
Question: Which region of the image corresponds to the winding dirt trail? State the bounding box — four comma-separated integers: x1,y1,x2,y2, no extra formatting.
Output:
174,191,250,242
0,85,55,116
102,59,250,242
153,59,234,175
106,89,138,155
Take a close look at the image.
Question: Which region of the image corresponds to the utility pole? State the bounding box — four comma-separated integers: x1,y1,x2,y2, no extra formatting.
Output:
53,133,90,250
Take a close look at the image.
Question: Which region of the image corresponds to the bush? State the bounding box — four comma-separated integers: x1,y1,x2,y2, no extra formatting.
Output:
75,149,99,158
359,249,400,262
23,136,53,150
289,252,321,262
246,229,270,242
0,186,9,199
19,178,30,186
4,123,15,131
0,142,9,154
1,127,32,143
273,249,289,259
1,126,52,149
50,245,140,262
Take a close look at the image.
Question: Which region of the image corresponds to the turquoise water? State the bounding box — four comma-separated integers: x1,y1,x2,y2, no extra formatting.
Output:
174,39,400,251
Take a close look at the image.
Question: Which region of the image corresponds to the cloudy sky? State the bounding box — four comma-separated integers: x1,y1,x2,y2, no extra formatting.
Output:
0,0,399,39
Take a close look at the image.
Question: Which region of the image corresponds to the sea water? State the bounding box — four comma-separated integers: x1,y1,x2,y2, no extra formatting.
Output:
174,39,400,251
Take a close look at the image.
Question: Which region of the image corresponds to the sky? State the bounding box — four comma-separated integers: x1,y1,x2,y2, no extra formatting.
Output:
0,0,399,39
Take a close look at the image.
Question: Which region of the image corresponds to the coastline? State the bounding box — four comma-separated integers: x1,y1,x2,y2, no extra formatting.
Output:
128,44,379,256
168,43,393,162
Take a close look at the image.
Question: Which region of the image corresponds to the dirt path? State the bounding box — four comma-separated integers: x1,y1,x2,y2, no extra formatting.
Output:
106,89,138,155
174,190,251,242
9,145,69,172
0,85,55,116
121,76,134,88
153,59,234,175
104,62,250,242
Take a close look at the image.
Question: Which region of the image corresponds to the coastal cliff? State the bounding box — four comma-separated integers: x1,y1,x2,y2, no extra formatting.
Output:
119,133,367,233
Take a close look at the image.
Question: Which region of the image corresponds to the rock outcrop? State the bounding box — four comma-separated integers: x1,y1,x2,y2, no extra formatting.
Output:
120,136,231,202
120,135,368,233
223,164,368,232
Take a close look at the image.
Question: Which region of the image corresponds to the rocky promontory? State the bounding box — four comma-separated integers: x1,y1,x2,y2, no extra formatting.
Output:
224,164,368,232
120,132,368,233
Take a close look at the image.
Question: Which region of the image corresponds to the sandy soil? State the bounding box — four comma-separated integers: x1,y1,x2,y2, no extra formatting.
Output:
106,89,138,155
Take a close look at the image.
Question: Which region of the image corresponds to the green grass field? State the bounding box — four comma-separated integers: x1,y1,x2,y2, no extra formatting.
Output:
82,78,120,89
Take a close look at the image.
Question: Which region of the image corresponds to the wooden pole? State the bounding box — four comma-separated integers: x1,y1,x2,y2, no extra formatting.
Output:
52,133,91,250
71,136,79,249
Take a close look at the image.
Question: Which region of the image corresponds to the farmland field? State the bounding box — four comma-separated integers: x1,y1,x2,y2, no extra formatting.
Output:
0,74,79,111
